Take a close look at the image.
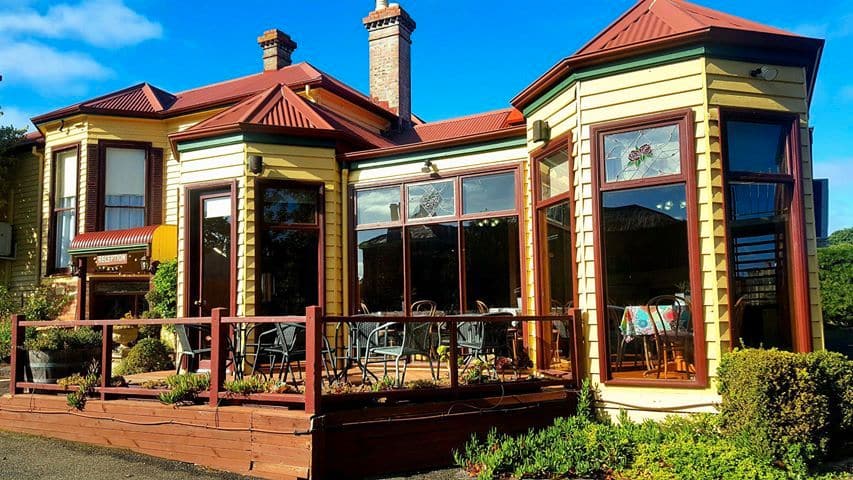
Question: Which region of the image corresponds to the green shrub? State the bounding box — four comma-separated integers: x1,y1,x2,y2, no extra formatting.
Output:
158,373,210,405
828,227,853,246
145,259,177,319
23,327,101,352
136,324,162,339
115,338,173,376
818,244,853,327
23,286,71,321
806,350,853,450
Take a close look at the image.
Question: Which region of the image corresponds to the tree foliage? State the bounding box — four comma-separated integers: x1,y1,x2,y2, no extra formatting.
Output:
827,227,853,246
819,243,853,327
145,259,178,318
0,111,28,212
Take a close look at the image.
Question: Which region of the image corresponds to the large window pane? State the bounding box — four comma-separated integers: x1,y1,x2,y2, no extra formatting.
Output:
356,187,401,225
727,182,790,222
539,148,570,200
462,173,515,214
601,184,693,380
408,223,459,314
407,180,455,219
725,121,789,174
257,230,319,315
464,217,520,312
104,147,145,230
604,124,681,182
357,228,403,313
53,149,77,269
262,186,318,224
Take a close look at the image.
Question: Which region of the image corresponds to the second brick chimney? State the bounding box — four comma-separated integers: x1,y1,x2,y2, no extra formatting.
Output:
363,2,416,127
257,29,298,71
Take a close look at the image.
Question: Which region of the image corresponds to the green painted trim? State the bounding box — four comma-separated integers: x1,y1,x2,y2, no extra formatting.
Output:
351,137,527,170
523,46,707,117
69,245,148,256
176,133,335,154
176,134,244,153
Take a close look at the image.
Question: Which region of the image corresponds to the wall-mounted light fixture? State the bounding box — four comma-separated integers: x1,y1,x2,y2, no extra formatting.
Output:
532,120,550,143
139,255,150,273
421,159,436,174
248,155,264,175
750,65,779,81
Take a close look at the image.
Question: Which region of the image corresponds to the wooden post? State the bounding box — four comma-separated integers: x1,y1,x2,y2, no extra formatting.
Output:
209,308,227,408
9,314,24,395
305,306,323,415
449,319,459,395
100,324,113,400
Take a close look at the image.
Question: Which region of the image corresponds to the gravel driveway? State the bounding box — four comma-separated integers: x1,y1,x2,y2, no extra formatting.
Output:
0,430,462,479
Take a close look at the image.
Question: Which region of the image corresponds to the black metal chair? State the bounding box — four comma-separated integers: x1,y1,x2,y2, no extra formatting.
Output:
457,312,514,376
175,324,212,374
249,323,336,386
365,321,434,386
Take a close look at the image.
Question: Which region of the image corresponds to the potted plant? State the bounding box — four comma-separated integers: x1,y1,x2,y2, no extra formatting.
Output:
24,327,101,384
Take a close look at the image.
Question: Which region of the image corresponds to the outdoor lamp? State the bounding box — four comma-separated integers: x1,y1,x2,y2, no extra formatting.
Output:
750,66,778,81
248,155,264,174
139,255,150,273
421,159,435,174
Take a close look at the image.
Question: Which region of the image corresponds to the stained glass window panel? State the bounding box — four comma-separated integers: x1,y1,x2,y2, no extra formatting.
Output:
407,180,455,219
604,124,681,183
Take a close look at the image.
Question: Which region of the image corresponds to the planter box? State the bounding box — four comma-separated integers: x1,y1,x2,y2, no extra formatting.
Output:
25,348,100,384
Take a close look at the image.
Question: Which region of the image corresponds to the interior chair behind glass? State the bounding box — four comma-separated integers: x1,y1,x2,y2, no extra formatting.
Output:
647,295,693,379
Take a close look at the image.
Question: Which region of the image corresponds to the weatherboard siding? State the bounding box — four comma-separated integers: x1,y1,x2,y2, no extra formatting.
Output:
528,57,719,415
704,58,823,350
3,150,42,295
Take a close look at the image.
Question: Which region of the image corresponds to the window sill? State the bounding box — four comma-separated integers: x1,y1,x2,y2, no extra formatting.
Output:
602,377,709,390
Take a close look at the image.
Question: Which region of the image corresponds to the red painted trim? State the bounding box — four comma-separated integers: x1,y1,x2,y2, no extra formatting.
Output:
591,108,707,387
95,140,154,231
46,142,81,276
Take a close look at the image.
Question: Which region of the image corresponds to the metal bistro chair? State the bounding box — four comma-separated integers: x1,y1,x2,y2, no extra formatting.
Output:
250,323,336,386
175,324,212,374
457,312,515,377
647,295,693,379
365,320,434,387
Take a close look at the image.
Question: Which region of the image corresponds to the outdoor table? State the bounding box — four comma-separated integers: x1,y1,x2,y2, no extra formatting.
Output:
619,305,692,377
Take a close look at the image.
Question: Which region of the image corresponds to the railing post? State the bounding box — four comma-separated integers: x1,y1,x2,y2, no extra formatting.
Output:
100,323,114,400
9,314,24,396
305,306,323,414
449,319,459,395
209,308,226,408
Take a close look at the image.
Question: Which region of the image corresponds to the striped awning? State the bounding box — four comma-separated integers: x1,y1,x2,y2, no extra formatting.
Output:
69,225,177,261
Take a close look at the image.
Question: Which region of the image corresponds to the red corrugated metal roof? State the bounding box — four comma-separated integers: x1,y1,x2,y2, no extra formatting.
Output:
390,108,524,145
69,225,160,252
575,0,796,57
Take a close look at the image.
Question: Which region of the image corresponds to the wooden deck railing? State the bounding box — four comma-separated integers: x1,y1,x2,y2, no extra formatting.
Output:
8,307,582,415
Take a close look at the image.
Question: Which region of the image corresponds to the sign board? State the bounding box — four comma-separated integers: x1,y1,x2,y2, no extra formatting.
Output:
95,253,128,266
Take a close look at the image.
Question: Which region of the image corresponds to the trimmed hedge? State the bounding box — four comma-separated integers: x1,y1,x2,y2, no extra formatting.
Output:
717,348,853,462
115,338,173,376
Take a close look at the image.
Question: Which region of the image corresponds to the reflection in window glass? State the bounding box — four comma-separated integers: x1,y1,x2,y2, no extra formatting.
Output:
725,121,789,174
464,217,520,312
462,173,515,214
258,230,319,315
356,228,404,313
408,223,459,313
601,184,693,380
542,201,573,313
262,186,317,224
356,187,401,225
407,181,455,219
604,125,681,183
727,182,790,222
104,147,145,231
53,149,77,269
539,149,570,200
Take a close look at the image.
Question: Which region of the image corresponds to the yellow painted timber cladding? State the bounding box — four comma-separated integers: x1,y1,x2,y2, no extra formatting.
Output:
2,149,43,294
524,55,823,416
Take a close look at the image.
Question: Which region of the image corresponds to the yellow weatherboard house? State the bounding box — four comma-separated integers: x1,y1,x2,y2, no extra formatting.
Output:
6,0,825,422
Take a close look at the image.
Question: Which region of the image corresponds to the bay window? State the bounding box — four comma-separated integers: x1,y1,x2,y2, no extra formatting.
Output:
354,169,522,315
592,109,705,385
104,147,146,231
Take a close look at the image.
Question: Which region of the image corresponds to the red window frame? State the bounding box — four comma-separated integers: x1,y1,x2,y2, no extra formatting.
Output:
47,143,81,275
590,108,707,388
97,140,153,230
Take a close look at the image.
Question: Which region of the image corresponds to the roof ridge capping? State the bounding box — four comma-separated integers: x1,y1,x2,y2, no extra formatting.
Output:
512,0,824,112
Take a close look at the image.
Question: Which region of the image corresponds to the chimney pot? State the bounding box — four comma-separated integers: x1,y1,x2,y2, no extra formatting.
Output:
376,0,388,9
257,29,297,71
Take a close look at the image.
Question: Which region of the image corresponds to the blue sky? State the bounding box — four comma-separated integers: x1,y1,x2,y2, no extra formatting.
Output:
0,0,850,231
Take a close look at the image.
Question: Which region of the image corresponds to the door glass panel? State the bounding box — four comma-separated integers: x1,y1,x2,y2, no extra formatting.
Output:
407,180,455,219
262,186,317,224
725,121,789,174
408,223,459,314
356,187,401,225
539,148,570,200
463,216,520,312
356,228,404,313
200,195,231,314
462,173,515,214
258,230,319,315
603,124,681,183
542,201,573,314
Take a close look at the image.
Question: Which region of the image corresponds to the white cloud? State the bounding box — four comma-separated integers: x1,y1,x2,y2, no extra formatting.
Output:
0,41,112,94
0,106,34,132
0,0,162,48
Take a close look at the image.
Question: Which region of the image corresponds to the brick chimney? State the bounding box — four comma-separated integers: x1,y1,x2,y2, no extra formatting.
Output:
363,1,416,127
257,29,297,71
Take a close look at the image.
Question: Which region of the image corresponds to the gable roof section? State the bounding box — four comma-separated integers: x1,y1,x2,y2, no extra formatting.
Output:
513,0,824,112
32,62,397,126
